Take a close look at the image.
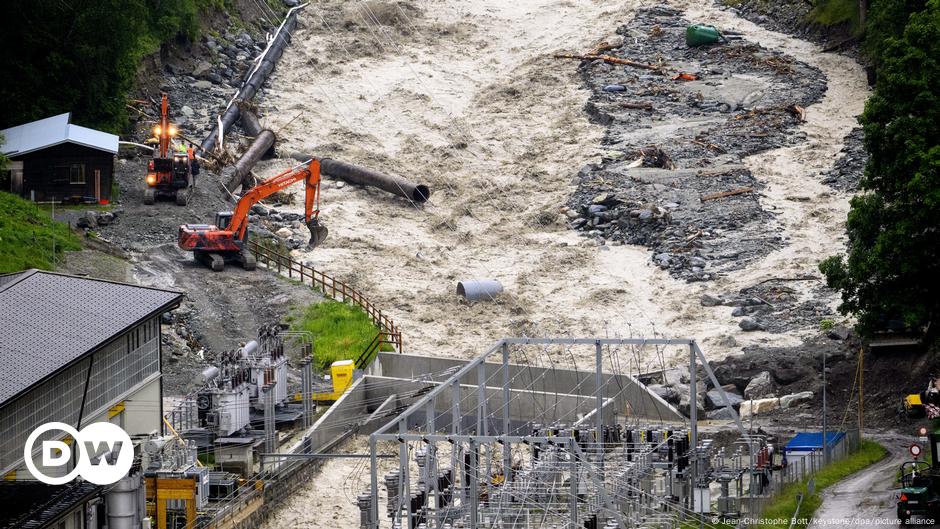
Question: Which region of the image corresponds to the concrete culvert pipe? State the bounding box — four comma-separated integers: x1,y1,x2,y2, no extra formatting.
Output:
457,280,504,301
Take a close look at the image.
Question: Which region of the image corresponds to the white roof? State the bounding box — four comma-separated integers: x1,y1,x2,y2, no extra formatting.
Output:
0,112,118,157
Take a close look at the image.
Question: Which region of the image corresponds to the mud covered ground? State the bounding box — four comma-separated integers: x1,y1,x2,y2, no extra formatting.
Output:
56,158,322,396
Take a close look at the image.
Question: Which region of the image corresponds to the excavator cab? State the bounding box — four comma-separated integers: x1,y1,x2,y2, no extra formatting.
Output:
215,212,234,231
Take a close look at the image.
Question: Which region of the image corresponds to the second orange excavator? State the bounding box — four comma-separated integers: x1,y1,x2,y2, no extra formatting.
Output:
178,159,328,271
145,93,194,205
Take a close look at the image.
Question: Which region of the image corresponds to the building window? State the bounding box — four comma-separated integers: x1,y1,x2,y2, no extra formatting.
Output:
70,164,85,184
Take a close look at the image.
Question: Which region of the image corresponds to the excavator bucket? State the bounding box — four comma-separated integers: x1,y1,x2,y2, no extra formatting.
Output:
307,218,329,249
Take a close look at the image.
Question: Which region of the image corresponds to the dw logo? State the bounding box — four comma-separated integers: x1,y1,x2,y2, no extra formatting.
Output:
23,422,133,485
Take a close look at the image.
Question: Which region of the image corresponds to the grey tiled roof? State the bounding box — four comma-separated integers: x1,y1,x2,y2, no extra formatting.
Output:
0,112,119,156
0,270,182,405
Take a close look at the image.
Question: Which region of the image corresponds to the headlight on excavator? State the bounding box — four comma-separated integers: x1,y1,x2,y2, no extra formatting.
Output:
146,174,157,186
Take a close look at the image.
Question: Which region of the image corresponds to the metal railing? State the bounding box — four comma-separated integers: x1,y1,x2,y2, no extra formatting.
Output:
246,239,402,361
354,330,399,369
740,429,862,524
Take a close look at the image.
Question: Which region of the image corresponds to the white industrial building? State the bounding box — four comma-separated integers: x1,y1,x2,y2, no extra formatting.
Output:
0,270,182,529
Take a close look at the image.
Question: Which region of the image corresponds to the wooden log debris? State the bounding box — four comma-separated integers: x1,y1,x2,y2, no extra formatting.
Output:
553,53,662,72
700,187,754,202
620,101,654,110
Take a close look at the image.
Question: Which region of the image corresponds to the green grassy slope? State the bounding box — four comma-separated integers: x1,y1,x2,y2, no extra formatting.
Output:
0,192,81,273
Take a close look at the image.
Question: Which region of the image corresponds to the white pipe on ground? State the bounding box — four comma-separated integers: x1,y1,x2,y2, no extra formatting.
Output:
456,280,504,301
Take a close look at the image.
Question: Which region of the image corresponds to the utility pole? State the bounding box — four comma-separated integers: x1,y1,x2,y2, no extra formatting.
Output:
859,0,868,30
823,350,829,465
51,197,55,266
858,347,865,437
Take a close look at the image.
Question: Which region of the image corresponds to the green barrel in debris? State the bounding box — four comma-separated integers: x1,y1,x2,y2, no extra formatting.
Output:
686,24,726,47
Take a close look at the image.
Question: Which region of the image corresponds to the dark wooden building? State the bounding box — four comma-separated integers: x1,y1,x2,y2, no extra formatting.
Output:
0,113,118,203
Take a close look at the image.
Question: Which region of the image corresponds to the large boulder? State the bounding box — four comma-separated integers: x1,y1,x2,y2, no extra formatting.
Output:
744,371,775,400
739,318,764,332
700,293,724,307
662,366,689,387
707,407,737,420
739,397,779,418
96,211,115,226
647,384,680,404
780,391,814,409
678,386,705,418
706,388,744,409
192,61,213,78
76,211,98,229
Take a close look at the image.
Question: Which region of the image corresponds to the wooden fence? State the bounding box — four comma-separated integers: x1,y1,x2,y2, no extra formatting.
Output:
246,239,402,362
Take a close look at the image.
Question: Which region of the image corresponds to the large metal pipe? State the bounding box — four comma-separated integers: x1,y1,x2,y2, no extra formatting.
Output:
225,128,276,193
201,366,221,382
200,4,305,154
290,153,431,203
239,107,264,137
456,280,503,301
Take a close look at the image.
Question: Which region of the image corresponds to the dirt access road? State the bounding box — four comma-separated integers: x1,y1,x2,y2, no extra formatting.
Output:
808,436,929,529
258,0,866,371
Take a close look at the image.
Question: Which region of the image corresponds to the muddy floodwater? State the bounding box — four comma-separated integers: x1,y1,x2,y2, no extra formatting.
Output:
255,0,868,527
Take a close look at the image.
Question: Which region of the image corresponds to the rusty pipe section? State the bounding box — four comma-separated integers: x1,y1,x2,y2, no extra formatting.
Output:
290,153,431,203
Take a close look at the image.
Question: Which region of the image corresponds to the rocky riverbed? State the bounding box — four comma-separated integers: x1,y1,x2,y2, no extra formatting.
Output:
565,7,827,282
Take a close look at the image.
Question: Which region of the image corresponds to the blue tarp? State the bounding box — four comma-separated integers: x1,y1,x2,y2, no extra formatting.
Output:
784,432,846,452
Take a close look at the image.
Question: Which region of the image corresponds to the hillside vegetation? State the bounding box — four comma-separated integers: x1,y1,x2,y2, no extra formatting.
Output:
0,192,81,274
0,0,227,133
821,0,940,343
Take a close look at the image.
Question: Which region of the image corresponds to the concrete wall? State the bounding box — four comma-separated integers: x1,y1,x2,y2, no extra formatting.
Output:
361,376,615,434
121,375,162,436
371,352,683,423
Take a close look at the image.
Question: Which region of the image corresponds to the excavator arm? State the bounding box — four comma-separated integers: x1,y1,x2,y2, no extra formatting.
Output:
178,159,327,268
158,93,170,158
229,159,326,245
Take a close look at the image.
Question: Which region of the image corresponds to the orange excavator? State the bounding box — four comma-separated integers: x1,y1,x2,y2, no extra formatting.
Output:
178,159,328,271
145,93,194,205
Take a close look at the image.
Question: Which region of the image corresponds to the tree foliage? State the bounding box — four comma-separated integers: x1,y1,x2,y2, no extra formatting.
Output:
821,0,940,338
0,0,214,133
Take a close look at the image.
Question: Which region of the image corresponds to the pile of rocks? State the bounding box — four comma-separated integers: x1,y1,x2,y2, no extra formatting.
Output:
719,0,862,59
247,203,310,249
566,7,826,281
645,364,816,420
700,279,843,334
132,29,270,142
820,127,866,192
74,209,124,230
